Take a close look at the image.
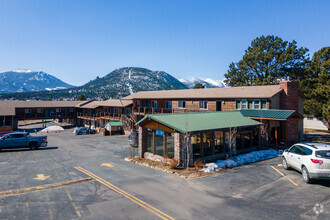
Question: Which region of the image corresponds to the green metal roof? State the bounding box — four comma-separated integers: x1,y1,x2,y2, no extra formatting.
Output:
240,109,298,120
105,121,123,126
136,111,262,134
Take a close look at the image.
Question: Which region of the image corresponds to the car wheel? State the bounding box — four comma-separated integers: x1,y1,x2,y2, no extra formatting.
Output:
282,158,289,170
78,132,82,135
302,166,312,183
91,131,95,134
29,142,39,150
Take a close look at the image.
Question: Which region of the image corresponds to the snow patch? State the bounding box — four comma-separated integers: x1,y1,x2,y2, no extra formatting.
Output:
201,149,280,173
40,125,64,132
45,87,67,91
11,69,34,73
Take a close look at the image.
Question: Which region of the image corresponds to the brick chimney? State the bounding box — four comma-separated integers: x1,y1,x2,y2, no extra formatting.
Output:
279,80,301,145
279,81,299,112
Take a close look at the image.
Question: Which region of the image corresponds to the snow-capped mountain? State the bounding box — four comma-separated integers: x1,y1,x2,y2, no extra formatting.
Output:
0,67,188,100
0,70,74,93
179,77,226,88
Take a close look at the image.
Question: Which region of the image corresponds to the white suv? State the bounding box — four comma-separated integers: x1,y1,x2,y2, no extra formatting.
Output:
282,143,330,183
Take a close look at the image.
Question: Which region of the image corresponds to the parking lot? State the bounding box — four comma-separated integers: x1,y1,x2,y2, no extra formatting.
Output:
0,127,329,220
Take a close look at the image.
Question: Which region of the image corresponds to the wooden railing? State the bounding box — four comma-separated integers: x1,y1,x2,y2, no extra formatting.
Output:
16,112,77,119
133,107,173,115
77,112,126,121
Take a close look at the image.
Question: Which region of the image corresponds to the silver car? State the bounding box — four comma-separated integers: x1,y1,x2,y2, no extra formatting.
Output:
73,127,96,135
282,143,330,183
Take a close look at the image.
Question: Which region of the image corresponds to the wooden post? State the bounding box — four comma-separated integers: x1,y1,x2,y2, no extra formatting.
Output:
164,133,167,157
152,108,154,114
275,120,278,150
152,130,156,154
285,120,287,147
144,107,146,115
161,108,164,114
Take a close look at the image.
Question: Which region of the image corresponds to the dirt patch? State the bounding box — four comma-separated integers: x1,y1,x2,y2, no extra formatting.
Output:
304,129,329,135
302,129,330,143
125,157,279,180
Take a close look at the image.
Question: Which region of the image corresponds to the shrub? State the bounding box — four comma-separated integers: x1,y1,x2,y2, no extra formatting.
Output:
168,158,179,169
193,160,205,169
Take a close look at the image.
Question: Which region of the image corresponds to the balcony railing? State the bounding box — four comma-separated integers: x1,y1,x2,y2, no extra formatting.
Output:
77,112,126,121
133,107,173,115
16,112,77,119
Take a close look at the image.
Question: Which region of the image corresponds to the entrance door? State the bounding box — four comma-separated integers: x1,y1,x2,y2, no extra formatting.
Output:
216,101,222,111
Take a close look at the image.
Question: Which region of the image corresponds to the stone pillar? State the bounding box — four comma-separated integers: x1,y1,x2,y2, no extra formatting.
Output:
174,133,181,164
138,126,147,158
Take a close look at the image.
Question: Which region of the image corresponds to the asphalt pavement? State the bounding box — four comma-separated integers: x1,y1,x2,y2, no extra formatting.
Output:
0,126,329,220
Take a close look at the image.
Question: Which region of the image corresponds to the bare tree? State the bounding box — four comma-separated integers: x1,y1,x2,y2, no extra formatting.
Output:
227,125,237,158
260,120,268,147
184,117,191,169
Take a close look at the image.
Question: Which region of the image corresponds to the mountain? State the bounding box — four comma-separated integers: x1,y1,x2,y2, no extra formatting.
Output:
179,78,226,88
0,67,188,100
0,70,74,93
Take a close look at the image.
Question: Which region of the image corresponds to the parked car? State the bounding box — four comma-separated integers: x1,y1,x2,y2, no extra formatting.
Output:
128,131,138,147
282,143,330,183
0,132,47,150
73,127,96,135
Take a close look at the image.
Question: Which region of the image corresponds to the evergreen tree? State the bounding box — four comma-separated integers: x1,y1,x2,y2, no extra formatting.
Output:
302,47,330,129
224,35,310,86
193,83,205,89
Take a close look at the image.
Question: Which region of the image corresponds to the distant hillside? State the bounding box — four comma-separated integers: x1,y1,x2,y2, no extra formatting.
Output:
0,70,74,93
179,78,226,88
0,67,188,100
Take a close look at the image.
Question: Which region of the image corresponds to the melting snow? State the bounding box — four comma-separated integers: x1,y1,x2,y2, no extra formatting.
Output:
40,126,64,132
201,149,280,173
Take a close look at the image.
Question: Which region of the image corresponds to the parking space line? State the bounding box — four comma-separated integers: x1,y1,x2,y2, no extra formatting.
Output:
271,166,285,177
75,166,175,220
45,192,54,220
287,178,299,187
64,188,82,218
271,166,299,187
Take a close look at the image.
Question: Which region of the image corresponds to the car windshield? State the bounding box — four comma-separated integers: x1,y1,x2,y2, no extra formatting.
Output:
315,150,330,158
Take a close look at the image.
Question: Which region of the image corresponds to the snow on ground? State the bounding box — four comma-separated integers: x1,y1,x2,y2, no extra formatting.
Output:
201,149,281,173
40,126,64,132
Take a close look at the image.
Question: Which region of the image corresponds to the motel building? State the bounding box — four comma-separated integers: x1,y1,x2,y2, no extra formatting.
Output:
0,81,304,165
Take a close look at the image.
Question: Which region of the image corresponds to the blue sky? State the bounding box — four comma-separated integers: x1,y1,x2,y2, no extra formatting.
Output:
0,0,329,86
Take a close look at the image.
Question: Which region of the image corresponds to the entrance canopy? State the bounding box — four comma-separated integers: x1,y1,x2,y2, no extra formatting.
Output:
136,111,262,134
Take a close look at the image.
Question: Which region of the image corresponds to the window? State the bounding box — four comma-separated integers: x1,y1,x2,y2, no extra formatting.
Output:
135,101,140,108
248,100,253,109
151,101,157,108
261,99,267,109
165,101,172,109
70,108,76,112
126,108,131,115
37,109,43,113
241,99,247,109
104,108,108,113
301,147,313,155
25,109,32,114
12,133,24,138
199,101,208,110
56,108,61,113
115,108,119,114
178,100,186,109
141,101,145,108
254,100,260,109
236,100,241,109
